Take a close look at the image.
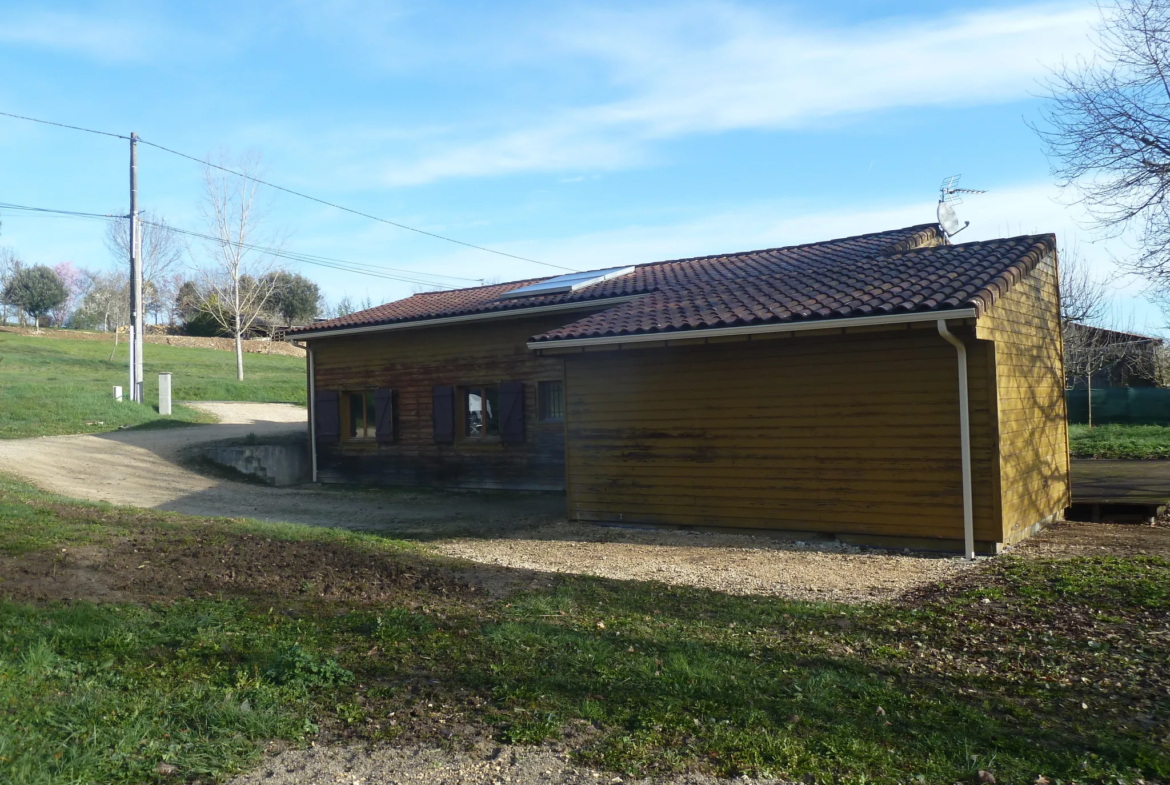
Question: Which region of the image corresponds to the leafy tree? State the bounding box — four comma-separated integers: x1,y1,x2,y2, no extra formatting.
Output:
261,271,320,326
175,280,201,324
2,266,68,333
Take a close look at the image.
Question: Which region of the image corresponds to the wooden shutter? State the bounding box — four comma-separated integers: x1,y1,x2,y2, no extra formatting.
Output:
432,385,454,443
374,388,394,444
314,390,340,443
499,381,525,443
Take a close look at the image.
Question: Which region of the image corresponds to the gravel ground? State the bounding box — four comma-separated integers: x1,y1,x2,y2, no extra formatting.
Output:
0,402,560,538
434,522,973,604
227,742,790,785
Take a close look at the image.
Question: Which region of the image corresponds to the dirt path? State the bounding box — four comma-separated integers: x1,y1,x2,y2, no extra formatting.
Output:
228,742,788,785
0,402,561,539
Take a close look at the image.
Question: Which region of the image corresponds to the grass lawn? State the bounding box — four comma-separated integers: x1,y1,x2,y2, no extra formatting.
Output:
0,475,1166,784
1069,423,1170,459
0,330,305,439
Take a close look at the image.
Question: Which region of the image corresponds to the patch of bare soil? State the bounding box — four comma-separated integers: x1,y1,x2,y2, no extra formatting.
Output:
434,523,972,604
1011,519,1170,558
0,528,512,606
228,741,790,785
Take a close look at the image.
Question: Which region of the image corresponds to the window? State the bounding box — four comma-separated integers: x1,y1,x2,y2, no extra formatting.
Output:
539,380,563,421
462,386,499,438
346,391,377,440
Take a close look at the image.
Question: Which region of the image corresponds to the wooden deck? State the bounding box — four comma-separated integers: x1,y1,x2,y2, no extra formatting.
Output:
1069,459,1170,521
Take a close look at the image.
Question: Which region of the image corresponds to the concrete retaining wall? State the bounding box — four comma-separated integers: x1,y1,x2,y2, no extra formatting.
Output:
204,443,309,486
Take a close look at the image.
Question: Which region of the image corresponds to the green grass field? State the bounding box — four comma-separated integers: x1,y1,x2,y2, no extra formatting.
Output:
0,473,1165,785
1069,423,1170,459
0,330,306,438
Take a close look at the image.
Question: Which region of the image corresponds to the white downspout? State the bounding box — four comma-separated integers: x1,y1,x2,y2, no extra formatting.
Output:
307,345,318,483
937,319,975,560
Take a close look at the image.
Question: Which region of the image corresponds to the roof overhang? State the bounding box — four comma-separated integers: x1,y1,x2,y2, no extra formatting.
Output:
289,295,642,341
527,307,979,350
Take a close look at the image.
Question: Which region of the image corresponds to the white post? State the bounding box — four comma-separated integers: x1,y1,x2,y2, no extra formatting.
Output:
158,373,172,416
113,385,123,402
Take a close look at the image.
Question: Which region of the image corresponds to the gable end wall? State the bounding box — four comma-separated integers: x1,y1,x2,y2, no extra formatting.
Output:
976,251,1070,540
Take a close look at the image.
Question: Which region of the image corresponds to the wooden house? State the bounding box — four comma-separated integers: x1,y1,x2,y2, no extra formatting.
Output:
288,225,1069,555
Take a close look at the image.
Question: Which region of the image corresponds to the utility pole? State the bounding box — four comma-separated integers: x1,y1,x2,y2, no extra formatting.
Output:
128,132,143,403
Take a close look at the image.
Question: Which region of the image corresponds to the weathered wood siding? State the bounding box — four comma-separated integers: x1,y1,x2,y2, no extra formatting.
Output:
562,324,1003,543
977,251,1070,539
308,313,583,490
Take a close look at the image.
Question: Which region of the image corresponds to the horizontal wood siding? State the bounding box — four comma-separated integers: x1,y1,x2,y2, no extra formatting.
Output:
976,251,1070,538
308,313,585,490
564,326,1002,542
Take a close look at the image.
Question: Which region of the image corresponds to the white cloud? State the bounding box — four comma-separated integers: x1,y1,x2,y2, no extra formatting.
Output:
379,2,1099,185
0,11,166,63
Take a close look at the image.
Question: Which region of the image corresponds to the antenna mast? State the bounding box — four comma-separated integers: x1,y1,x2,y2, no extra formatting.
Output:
936,175,986,243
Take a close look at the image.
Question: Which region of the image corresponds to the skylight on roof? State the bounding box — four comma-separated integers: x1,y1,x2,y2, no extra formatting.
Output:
499,266,635,300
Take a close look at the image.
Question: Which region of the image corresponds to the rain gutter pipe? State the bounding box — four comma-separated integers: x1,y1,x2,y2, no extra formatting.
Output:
937,319,975,559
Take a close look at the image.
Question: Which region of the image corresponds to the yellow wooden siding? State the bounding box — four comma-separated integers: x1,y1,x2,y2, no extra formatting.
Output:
564,327,1002,542
976,251,1070,538
308,313,581,490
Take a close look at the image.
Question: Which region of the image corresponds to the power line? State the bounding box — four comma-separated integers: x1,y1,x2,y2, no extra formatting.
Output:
136,137,573,271
145,219,478,289
0,109,574,272
0,200,480,289
0,110,130,140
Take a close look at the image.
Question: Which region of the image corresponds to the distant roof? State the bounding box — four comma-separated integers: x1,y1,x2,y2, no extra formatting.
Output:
1066,323,1164,346
290,224,1057,342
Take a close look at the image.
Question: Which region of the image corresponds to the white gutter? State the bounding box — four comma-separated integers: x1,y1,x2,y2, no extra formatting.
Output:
527,307,978,350
307,345,318,483
937,319,975,560
290,296,641,341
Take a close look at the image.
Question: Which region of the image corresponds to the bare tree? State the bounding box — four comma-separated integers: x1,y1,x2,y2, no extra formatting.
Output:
74,269,130,357
104,210,184,295
1038,0,1170,280
196,151,281,380
1059,243,1111,326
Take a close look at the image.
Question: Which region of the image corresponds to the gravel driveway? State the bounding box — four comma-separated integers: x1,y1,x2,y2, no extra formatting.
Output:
228,741,787,785
434,523,971,604
0,402,560,538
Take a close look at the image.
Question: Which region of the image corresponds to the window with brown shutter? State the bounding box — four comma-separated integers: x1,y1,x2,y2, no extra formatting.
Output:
314,390,340,443
374,388,394,444
460,385,499,438
499,381,524,442
343,392,377,440
433,385,455,443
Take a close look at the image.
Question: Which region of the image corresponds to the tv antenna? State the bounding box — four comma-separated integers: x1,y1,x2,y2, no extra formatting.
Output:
937,175,986,241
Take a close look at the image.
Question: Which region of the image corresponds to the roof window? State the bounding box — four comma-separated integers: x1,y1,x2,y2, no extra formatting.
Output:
499,266,634,300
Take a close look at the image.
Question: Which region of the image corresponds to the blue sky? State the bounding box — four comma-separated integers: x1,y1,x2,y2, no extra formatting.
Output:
0,0,1161,331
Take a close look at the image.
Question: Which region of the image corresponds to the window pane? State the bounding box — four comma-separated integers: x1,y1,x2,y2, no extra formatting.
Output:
465,388,483,437
484,386,499,436
363,392,377,439
540,380,563,421
348,393,363,438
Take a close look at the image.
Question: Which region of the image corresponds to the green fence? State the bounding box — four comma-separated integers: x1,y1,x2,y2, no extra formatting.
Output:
1066,388,1170,425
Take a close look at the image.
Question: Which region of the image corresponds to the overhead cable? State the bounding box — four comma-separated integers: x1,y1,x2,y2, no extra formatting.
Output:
0,109,573,272
0,200,476,289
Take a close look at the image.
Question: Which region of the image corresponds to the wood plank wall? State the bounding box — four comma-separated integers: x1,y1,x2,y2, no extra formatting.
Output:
562,325,1003,542
308,312,589,490
976,252,1071,538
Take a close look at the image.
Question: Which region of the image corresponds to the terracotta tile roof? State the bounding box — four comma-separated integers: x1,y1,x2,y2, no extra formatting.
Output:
289,225,1056,343
532,233,1057,343
290,224,940,336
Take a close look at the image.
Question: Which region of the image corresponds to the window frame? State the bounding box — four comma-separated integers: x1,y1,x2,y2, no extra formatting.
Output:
538,379,564,422
341,390,378,442
459,384,501,441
